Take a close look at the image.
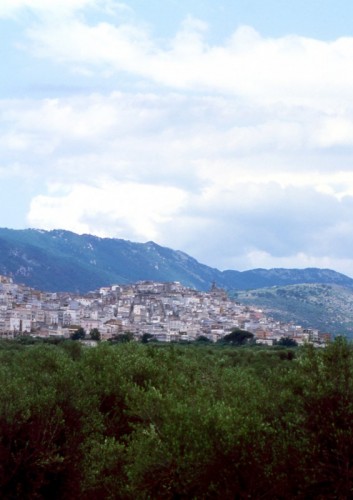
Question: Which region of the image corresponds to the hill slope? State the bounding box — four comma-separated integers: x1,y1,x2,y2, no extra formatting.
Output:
0,228,352,294
234,284,353,336
0,228,221,292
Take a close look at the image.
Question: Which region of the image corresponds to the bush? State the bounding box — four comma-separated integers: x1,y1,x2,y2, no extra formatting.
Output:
0,340,352,498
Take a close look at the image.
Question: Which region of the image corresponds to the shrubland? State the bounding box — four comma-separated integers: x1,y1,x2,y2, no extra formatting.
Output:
0,338,352,499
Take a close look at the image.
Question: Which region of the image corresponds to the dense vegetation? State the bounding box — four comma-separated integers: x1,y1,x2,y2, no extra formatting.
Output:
1,339,353,498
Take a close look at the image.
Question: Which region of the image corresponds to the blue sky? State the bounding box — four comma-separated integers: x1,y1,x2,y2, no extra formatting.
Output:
2,0,353,276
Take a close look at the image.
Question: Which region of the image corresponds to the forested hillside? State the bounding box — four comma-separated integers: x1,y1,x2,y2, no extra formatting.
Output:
1,339,353,498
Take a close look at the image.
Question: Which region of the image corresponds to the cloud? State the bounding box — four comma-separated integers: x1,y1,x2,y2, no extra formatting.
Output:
27,181,187,241
4,3,353,276
3,92,353,187
19,11,353,109
2,89,353,277
164,184,353,276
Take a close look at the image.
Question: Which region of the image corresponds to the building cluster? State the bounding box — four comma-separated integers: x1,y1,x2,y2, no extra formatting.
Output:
0,275,331,346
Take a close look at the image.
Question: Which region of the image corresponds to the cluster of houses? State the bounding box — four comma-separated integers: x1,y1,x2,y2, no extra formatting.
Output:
0,275,331,346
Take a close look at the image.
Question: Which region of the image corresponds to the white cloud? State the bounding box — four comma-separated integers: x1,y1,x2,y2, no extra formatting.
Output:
3,91,353,189
316,117,353,148
19,12,353,110
3,1,353,278
2,90,353,276
4,0,353,278
27,181,187,241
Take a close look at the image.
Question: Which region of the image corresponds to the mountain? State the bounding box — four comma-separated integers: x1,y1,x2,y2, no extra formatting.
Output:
234,283,353,337
221,267,353,290
0,228,222,292
0,228,352,294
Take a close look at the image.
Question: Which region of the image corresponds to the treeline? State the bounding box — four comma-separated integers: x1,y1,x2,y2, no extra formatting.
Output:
0,339,353,498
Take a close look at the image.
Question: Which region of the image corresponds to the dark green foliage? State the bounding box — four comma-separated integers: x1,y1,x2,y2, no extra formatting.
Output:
108,332,134,343
0,339,353,498
60,339,83,360
195,335,211,343
141,333,154,343
278,349,296,360
89,328,101,341
221,328,254,345
276,336,298,347
70,327,86,340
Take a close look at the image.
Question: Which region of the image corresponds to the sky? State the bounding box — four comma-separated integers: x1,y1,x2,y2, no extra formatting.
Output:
2,1,353,276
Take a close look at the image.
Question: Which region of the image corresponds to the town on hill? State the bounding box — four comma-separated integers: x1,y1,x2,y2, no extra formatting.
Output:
0,275,331,346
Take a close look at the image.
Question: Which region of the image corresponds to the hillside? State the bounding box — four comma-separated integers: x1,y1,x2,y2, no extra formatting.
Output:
223,267,353,289
234,283,353,336
0,228,220,292
0,228,352,294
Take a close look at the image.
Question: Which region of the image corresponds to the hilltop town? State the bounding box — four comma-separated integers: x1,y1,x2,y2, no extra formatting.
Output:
0,275,331,346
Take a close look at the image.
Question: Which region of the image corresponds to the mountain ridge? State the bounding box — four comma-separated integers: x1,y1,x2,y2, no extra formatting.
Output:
0,227,352,293
234,283,353,336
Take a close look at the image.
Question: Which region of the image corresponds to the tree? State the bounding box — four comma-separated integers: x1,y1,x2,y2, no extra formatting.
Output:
276,337,297,347
108,332,134,343
71,327,86,340
141,333,153,344
291,337,353,497
90,328,101,341
195,335,211,343
221,328,254,346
